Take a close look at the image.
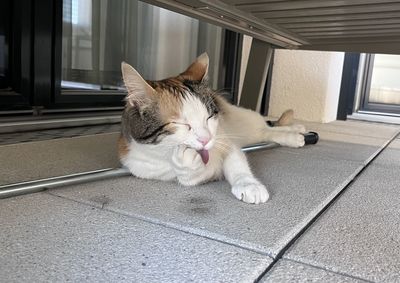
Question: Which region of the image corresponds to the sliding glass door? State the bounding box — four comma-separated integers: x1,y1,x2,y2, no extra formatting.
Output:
0,0,242,114
359,54,400,115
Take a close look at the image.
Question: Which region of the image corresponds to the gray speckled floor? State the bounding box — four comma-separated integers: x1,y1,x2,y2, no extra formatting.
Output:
1,120,400,282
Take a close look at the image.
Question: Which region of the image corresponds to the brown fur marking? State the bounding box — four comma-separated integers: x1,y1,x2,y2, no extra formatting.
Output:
118,135,129,159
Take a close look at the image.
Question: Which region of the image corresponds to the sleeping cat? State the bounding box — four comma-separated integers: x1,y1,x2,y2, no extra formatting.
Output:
118,53,306,204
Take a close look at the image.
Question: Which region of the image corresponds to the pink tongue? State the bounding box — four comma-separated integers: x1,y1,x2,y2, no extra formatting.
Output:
197,149,209,164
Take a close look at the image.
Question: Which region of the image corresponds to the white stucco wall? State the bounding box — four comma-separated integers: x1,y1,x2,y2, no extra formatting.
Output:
238,35,253,103
268,49,344,123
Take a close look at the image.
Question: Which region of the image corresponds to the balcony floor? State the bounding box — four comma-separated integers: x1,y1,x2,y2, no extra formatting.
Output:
1,120,399,282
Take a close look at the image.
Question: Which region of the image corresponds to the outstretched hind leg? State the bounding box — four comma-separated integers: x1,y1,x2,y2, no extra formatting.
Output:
267,124,307,134
263,124,306,148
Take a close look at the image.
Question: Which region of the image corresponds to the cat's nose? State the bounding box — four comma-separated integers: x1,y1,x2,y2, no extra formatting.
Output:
197,137,210,146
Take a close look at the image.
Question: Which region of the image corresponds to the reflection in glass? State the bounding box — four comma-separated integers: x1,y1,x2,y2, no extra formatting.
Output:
0,0,10,91
0,35,6,86
62,0,224,93
369,54,400,105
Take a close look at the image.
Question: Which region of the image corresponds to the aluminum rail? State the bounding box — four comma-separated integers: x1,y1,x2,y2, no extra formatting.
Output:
0,143,280,199
0,168,131,199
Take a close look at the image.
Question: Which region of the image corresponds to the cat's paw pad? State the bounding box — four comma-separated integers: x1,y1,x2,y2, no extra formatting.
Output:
291,124,306,134
231,182,270,204
282,133,305,148
172,145,203,170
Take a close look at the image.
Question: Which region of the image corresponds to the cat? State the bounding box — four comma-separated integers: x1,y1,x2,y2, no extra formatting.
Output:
118,53,306,204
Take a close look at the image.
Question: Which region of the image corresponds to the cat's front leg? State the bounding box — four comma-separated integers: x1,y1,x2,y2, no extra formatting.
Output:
171,145,215,186
223,146,269,204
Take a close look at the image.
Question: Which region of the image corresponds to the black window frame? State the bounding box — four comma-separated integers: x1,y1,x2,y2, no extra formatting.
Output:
0,0,242,113
336,53,360,120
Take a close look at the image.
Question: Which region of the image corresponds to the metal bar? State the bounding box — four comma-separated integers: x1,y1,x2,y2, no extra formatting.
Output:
242,142,279,152
235,0,400,12
0,143,279,199
301,30,400,37
253,3,400,18
291,24,400,33
281,18,400,29
268,12,400,24
239,38,273,111
0,168,131,199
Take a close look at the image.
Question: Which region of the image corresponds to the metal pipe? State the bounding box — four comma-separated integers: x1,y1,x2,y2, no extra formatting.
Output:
0,168,130,199
0,142,278,199
242,142,279,152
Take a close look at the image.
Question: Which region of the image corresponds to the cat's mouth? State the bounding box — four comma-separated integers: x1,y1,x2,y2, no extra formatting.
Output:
197,149,209,164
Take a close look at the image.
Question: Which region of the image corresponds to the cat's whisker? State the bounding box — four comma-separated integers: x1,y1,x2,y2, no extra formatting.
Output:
214,144,231,153
213,142,232,153
217,133,245,137
216,136,242,141
214,87,232,94
214,145,230,154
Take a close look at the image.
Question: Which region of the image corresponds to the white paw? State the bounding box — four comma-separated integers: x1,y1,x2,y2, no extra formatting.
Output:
231,181,270,204
172,145,203,171
291,124,306,134
281,133,305,148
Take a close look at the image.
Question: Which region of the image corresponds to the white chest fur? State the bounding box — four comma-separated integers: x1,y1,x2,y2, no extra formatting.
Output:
122,141,176,181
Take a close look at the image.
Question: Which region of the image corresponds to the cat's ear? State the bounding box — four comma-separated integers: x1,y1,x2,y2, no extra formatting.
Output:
121,62,154,107
181,52,209,82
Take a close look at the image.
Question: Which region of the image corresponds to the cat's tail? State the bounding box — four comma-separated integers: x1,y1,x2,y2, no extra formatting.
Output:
266,109,294,127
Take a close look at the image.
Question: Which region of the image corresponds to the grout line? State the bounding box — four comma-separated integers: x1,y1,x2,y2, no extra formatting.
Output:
284,258,375,283
45,191,275,262
254,131,400,282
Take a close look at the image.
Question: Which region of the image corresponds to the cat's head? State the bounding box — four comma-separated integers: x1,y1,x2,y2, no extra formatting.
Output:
121,53,220,160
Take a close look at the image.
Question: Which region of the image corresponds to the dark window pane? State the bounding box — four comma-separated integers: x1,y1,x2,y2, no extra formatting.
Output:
0,0,11,91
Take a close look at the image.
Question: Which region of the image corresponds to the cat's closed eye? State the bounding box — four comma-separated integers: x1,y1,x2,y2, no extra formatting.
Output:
207,111,218,120
172,121,192,130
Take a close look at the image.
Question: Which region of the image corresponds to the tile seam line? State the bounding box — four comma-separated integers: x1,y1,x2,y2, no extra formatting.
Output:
283,258,375,283
254,130,400,282
44,191,275,262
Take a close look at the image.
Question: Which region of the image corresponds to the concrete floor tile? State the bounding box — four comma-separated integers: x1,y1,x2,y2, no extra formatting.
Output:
300,120,399,139
51,148,365,257
0,193,272,283
275,140,381,163
371,139,400,168
285,162,400,282
260,260,365,283
388,139,400,148
310,130,391,147
372,148,400,168
0,133,120,186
